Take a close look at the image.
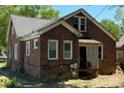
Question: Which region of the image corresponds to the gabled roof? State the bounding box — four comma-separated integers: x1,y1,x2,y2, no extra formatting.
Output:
11,15,55,37
7,8,118,42
21,20,83,41
63,8,118,41
116,35,124,47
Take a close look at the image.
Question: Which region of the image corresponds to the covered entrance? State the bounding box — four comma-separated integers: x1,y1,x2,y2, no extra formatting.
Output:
79,39,103,77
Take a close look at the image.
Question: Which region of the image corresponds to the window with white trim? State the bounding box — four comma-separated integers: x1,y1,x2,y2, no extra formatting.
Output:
63,40,73,60
26,41,30,56
14,43,17,60
74,16,86,32
116,51,123,60
48,40,58,60
33,39,38,49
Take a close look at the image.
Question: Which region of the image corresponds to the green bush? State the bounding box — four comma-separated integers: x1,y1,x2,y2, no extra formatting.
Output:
4,78,17,88
0,78,21,88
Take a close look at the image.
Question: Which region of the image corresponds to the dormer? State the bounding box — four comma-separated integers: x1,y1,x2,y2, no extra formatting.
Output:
73,16,86,32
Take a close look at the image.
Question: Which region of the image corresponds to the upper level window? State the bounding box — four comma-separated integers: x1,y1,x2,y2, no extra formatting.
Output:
26,41,30,56
48,40,58,60
33,39,38,49
63,40,73,60
74,18,79,30
74,16,86,32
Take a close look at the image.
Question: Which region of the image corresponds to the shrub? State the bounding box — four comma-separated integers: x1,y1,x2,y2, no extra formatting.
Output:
4,78,17,88
1,78,21,88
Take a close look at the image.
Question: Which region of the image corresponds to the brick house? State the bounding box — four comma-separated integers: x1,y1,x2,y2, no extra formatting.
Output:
6,8,117,79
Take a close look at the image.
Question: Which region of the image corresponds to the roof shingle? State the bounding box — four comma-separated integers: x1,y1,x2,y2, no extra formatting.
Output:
11,15,54,37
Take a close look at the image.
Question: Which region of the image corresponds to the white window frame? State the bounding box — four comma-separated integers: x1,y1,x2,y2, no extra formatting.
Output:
98,45,103,60
33,39,38,49
48,40,58,60
63,40,73,60
74,16,87,32
26,41,30,56
14,43,17,60
116,50,123,60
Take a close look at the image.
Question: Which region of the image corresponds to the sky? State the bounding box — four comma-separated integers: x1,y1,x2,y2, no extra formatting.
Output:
53,5,117,23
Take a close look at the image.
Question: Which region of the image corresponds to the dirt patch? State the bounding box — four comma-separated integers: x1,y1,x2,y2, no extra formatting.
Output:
65,69,124,88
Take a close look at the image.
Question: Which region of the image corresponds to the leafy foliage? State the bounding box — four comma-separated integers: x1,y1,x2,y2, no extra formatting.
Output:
0,77,21,88
0,5,59,50
109,6,124,35
100,19,121,38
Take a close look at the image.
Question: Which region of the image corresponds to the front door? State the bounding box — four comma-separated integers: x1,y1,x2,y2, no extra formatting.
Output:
80,47,87,69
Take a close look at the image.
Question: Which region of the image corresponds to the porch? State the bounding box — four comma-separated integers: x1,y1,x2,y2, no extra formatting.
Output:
78,39,103,77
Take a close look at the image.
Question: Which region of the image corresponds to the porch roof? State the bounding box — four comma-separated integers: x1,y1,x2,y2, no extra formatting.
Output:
79,39,102,45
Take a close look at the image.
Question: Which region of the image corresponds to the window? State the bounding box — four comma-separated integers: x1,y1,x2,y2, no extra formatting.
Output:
81,18,86,31
63,40,73,60
98,46,103,60
74,16,86,32
26,41,30,56
74,17,79,30
12,26,14,35
48,40,58,60
33,39,38,49
14,43,17,60
9,46,11,58
116,51,123,60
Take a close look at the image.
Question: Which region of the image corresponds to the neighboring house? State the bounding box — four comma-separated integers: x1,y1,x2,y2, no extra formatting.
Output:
116,35,124,63
6,8,117,79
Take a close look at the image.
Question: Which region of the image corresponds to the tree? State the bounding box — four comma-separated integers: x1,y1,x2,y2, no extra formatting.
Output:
0,6,18,50
109,6,124,35
0,5,59,50
100,19,121,38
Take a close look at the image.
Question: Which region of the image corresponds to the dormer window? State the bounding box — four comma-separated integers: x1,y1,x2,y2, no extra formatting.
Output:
74,16,86,32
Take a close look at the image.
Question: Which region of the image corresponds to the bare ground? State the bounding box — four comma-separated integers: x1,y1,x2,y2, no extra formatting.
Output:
65,72,124,88
1,61,124,88
0,69,124,88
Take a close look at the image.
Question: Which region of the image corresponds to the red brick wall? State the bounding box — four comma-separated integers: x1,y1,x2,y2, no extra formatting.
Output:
40,25,79,78
7,22,19,71
66,13,116,74
24,38,40,78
